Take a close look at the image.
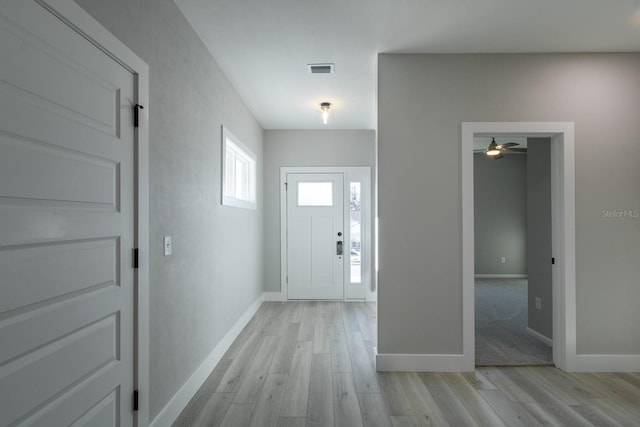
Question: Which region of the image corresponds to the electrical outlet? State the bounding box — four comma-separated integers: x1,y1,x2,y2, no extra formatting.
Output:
535,297,541,310
501,256,506,264
163,236,172,256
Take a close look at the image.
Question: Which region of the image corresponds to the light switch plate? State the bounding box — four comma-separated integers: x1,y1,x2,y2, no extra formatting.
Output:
163,236,172,256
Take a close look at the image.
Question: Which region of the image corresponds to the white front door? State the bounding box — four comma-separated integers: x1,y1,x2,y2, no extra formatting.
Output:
287,173,344,299
0,1,135,425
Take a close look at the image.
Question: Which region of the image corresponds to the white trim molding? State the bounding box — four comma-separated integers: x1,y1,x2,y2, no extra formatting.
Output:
526,327,553,347
475,274,528,279
149,293,267,427
262,292,286,301
573,355,640,372
462,122,576,372
375,349,469,372
38,0,151,424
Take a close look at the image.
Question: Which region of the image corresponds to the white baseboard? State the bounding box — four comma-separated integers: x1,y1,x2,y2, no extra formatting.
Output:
261,291,376,303
149,293,267,427
475,274,528,279
262,291,286,301
375,349,473,372
572,354,640,372
526,327,553,347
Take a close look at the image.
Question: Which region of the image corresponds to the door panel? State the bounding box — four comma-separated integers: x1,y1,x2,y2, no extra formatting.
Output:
293,216,312,286
0,135,118,207
0,1,134,426
310,215,333,284
287,173,344,299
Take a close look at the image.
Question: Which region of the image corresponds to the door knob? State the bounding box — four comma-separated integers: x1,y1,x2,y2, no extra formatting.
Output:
336,240,343,255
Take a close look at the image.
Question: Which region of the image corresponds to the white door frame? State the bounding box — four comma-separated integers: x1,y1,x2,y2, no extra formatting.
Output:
280,166,374,301
462,122,576,371
41,1,150,424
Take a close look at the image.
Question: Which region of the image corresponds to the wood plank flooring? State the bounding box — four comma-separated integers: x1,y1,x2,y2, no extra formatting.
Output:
173,302,640,427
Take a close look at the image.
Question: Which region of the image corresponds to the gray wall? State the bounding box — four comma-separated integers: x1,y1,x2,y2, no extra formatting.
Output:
527,138,553,340
76,0,264,419
378,53,640,356
474,154,527,275
264,130,376,292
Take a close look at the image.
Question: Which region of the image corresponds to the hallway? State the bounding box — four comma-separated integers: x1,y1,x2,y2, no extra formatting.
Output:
173,301,640,426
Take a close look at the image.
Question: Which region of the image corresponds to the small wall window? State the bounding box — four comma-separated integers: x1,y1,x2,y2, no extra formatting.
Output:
222,126,256,209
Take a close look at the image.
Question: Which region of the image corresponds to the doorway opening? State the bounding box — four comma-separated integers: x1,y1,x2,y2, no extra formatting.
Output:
473,136,553,366
280,167,373,301
461,122,577,372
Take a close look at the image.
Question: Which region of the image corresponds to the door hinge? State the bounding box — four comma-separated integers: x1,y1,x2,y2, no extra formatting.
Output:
551,257,555,265
133,248,139,269
286,275,288,284
133,104,144,128
284,182,288,191
133,390,139,412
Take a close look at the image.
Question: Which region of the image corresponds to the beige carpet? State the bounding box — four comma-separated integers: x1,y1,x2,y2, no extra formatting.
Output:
475,279,553,366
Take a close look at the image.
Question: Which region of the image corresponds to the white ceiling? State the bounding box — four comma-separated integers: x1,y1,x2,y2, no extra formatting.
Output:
174,0,640,130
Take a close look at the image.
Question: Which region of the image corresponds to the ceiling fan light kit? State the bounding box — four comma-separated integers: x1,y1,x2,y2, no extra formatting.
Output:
476,137,527,159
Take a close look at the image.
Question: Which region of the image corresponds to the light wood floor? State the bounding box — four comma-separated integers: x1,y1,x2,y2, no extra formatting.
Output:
173,301,640,427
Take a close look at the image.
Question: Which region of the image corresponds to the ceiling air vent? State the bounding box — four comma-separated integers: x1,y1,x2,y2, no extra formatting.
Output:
308,63,335,74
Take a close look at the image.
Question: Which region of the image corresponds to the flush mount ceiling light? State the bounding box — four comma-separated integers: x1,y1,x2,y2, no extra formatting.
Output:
320,102,331,124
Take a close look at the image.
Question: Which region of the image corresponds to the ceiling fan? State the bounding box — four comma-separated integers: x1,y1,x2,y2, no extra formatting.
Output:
475,137,527,159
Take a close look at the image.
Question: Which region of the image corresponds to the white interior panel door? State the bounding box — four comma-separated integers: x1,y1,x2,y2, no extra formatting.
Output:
287,173,344,299
0,1,135,426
